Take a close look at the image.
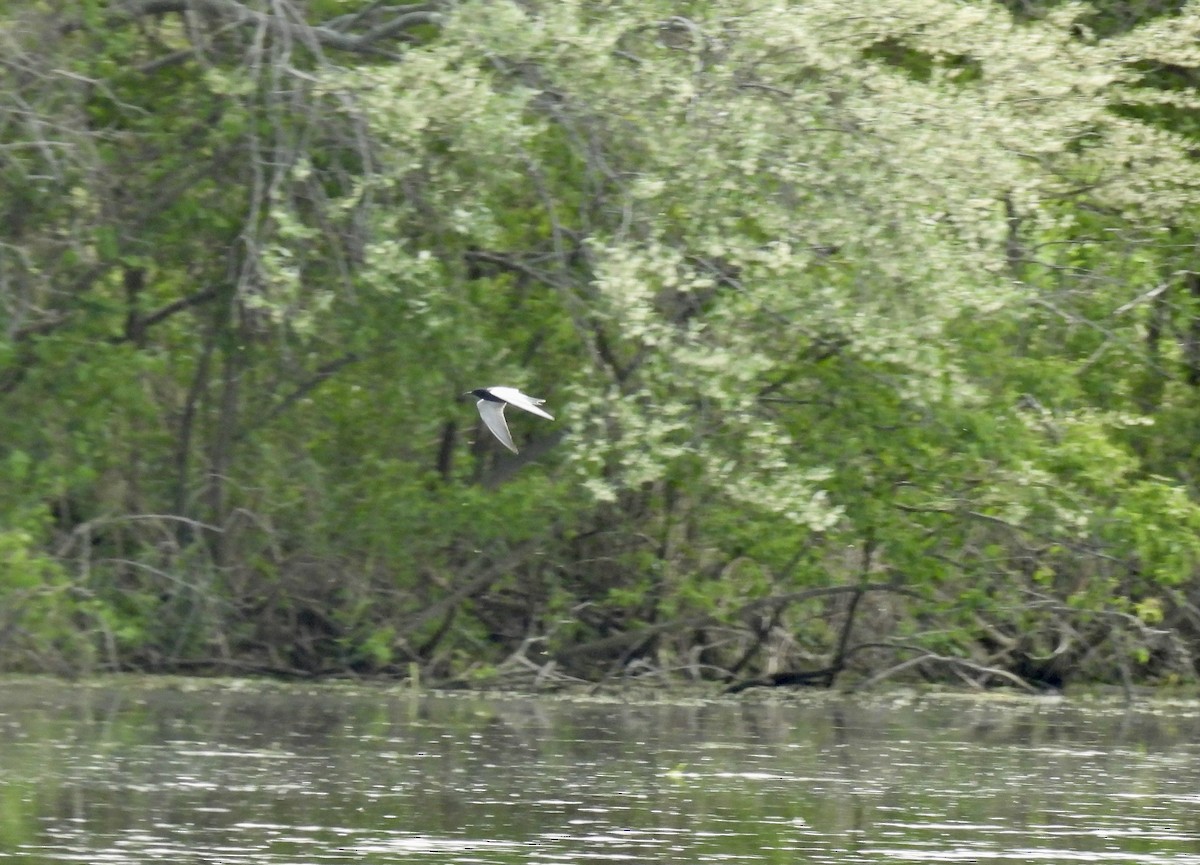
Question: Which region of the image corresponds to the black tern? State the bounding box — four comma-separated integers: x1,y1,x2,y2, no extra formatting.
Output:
468,386,554,453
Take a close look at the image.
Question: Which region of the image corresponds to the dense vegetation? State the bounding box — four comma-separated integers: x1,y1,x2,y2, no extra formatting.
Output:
5,0,1200,691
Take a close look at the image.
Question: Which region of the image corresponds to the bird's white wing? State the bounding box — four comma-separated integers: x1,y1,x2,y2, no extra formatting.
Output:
476,399,518,453
488,386,554,420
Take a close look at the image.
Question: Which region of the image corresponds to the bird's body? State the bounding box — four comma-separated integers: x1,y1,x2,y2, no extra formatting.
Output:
468,386,554,453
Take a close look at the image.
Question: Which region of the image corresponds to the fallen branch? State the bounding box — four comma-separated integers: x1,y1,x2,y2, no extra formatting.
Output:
847,643,1040,694
554,582,923,668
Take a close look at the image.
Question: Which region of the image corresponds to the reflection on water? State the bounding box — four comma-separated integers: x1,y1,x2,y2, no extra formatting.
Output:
1,679,1199,863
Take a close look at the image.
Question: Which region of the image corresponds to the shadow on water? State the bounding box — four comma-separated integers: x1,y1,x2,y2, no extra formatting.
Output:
2,679,1200,863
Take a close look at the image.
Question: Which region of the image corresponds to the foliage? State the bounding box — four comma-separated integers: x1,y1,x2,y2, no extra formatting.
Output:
2,0,1200,689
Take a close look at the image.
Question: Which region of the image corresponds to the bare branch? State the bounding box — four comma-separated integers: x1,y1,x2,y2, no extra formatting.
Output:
849,644,1041,694
112,0,443,55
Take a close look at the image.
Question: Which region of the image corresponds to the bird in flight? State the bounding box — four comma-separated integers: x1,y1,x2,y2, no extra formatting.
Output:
468,386,554,453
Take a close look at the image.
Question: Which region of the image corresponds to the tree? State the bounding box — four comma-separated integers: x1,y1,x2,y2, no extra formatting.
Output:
2,0,1200,689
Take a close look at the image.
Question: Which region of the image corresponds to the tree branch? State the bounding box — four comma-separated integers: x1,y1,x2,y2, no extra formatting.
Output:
554,583,923,667
239,352,362,439
113,0,443,54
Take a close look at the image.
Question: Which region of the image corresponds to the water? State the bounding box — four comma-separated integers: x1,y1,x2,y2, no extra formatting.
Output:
1,678,1199,863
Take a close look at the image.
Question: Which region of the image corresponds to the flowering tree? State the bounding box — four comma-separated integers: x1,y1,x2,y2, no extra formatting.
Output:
3,0,1200,687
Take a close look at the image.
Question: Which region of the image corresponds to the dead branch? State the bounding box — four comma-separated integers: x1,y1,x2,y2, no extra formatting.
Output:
848,643,1041,693
554,582,923,668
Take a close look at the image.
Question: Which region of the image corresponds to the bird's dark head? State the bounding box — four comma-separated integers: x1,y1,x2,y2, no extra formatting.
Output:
468,388,503,402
